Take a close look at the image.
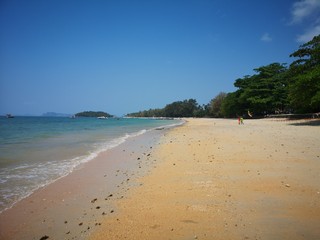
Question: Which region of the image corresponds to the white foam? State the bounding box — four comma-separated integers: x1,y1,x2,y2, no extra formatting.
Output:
0,128,151,213
0,120,183,213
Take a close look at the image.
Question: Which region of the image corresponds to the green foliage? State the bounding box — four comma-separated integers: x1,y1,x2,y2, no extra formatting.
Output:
225,63,289,117
163,99,199,118
288,35,320,113
127,108,164,118
127,99,205,118
290,35,320,70
127,35,320,118
221,92,242,118
220,35,320,117
208,92,227,117
75,111,113,118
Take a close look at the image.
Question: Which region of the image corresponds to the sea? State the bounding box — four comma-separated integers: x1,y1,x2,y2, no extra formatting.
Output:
0,116,182,212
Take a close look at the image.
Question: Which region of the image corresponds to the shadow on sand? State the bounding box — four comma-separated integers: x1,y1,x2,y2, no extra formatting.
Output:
289,119,320,126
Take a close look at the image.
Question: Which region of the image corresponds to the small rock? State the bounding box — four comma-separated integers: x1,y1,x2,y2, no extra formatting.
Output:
40,236,49,240
91,198,97,203
79,222,83,226
285,184,290,188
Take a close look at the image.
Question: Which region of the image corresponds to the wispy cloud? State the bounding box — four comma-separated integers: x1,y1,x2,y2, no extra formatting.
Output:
261,33,272,42
290,0,320,43
290,0,320,24
297,23,320,42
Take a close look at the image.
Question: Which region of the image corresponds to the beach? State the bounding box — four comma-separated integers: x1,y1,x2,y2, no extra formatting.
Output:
90,118,320,240
0,124,173,240
1,118,319,239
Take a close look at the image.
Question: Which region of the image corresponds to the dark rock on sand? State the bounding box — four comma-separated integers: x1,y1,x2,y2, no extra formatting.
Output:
40,236,49,240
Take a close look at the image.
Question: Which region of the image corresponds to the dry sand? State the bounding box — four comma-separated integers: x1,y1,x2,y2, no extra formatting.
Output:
90,118,320,240
0,118,319,240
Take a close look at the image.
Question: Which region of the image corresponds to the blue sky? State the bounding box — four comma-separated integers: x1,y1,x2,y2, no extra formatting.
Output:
1,0,320,116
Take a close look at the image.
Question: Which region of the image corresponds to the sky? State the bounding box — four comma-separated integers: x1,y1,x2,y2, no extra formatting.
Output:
1,0,320,116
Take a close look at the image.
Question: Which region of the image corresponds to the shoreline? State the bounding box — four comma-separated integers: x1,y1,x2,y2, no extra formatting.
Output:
1,118,319,239
90,118,320,240
0,117,184,214
0,124,179,240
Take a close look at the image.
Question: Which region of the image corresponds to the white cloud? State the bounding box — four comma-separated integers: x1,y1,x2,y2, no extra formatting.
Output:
291,0,320,24
289,0,320,43
261,33,272,42
297,23,320,42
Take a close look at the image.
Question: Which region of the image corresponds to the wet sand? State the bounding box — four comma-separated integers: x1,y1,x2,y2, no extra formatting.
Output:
89,118,320,240
0,127,169,240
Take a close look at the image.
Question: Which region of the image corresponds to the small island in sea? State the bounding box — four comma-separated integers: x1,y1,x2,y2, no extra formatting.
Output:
75,111,114,118
42,112,72,117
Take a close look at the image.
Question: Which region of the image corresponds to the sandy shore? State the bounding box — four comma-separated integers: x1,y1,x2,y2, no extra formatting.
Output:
0,127,169,240
89,118,320,240
0,118,319,240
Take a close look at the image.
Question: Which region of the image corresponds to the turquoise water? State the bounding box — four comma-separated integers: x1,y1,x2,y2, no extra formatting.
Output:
0,117,181,212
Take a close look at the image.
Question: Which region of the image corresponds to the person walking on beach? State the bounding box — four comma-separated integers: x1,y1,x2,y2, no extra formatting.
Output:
238,117,241,125
240,117,244,125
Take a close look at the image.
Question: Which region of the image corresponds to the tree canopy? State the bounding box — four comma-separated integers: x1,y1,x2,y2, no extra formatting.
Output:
221,34,319,117
288,35,320,113
126,34,320,118
75,111,113,118
127,99,207,118
230,63,289,117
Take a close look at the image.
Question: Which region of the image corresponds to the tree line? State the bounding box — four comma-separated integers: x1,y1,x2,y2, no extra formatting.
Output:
75,111,114,118
127,35,320,118
126,99,208,118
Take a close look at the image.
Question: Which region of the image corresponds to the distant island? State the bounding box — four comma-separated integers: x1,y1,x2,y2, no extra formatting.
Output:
75,111,114,118
42,112,72,117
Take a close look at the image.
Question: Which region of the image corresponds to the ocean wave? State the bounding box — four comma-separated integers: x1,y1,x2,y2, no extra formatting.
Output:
0,127,153,213
0,119,183,213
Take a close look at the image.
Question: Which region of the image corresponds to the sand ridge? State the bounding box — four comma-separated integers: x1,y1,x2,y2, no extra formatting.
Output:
90,118,320,240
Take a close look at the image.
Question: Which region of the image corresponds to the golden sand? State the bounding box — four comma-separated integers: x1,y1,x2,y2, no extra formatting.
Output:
90,118,320,240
